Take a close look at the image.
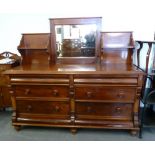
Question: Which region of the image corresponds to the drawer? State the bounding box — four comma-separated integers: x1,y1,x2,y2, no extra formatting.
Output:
75,86,135,102
16,100,70,116
76,102,132,120
14,85,69,98
74,77,137,85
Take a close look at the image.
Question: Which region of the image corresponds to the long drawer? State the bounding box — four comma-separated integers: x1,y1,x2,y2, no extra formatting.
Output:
75,85,136,102
14,85,69,98
16,100,70,116
74,77,137,85
75,102,133,120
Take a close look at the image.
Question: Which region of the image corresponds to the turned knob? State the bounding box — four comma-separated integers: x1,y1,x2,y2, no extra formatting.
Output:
55,106,60,112
86,91,92,98
27,105,32,111
117,91,125,98
115,107,121,113
53,89,59,96
25,89,30,95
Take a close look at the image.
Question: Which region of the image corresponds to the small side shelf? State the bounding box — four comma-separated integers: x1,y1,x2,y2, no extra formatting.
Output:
18,33,50,65
100,31,134,64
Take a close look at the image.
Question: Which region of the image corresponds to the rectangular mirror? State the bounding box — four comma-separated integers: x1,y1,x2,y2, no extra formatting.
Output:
50,17,102,64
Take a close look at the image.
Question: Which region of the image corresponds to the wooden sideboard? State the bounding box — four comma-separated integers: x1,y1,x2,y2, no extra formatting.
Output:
0,52,20,109
4,63,144,134
3,17,145,135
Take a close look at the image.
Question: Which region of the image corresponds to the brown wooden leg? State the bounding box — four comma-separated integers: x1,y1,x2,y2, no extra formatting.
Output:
14,125,21,131
70,128,77,134
130,130,138,136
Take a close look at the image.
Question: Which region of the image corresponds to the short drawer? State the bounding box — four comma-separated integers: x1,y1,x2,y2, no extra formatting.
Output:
75,86,136,102
14,85,69,98
16,100,70,116
76,102,133,120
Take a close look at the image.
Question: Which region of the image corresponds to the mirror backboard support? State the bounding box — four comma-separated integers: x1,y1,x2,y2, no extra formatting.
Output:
50,17,102,64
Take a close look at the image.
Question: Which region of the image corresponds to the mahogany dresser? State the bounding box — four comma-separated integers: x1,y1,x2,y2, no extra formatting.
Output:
0,52,20,109
4,17,145,135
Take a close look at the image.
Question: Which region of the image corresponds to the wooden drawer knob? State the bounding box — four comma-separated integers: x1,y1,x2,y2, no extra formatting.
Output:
115,107,121,113
25,89,31,95
86,91,92,98
87,106,93,113
55,106,60,112
27,105,32,112
53,89,59,96
117,91,125,98
51,106,60,112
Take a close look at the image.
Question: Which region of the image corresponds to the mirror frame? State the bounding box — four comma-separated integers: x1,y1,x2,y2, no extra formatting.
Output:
50,17,102,64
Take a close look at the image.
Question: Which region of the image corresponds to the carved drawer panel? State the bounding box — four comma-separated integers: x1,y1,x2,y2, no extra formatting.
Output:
76,102,132,120
14,85,69,98
75,86,135,102
16,100,70,116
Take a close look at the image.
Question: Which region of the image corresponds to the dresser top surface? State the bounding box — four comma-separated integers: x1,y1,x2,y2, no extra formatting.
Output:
3,62,144,75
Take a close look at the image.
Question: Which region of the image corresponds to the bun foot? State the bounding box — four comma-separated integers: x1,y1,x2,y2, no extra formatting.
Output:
14,125,21,131
70,128,77,134
130,130,138,136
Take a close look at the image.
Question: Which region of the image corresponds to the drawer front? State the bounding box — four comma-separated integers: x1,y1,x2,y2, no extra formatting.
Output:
14,85,69,98
74,77,137,85
75,86,135,102
76,102,132,120
16,100,70,116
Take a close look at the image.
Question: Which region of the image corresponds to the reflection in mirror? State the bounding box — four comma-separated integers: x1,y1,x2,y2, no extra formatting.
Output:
55,24,97,57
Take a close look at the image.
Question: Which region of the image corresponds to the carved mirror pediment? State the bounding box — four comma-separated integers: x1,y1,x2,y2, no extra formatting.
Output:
50,17,102,64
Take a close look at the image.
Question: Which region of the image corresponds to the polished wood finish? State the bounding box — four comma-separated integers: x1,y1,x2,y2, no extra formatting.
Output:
101,32,134,64
4,22,145,135
18,33,50,65
4,62,144,132
0,52,20,108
